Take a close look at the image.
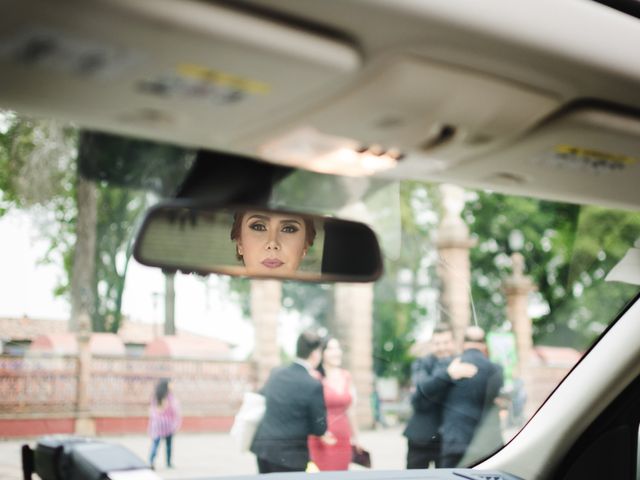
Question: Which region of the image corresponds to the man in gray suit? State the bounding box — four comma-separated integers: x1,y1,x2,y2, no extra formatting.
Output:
251,330,328,472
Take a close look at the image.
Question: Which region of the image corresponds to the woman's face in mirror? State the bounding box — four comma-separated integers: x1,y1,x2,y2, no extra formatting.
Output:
236,211,309,276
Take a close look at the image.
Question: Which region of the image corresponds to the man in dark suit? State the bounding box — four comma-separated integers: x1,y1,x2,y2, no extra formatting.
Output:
439,326,504,468
403,325,478,468
250,330,328,473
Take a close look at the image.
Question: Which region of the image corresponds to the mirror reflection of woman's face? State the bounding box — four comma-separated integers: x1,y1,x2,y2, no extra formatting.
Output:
323,338,343,368
237,211,308,276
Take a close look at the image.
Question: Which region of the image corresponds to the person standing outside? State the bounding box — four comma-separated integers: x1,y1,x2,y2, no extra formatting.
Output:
308,337,363,470
403,325,478,469
251,330,328,473
148,378,181,469
439,326,504,468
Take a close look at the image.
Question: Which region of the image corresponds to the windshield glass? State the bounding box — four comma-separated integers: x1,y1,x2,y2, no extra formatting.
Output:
0,112,639,477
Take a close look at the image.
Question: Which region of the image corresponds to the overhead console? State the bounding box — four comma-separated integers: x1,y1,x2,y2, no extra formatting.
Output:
241,56,562,177
443,103,640,210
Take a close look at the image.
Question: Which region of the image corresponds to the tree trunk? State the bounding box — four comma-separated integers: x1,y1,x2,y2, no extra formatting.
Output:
69,176,97,332
164,272,176,335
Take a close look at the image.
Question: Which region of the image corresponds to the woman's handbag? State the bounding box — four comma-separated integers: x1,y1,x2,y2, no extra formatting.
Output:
229,392,266,452
351,445,371,468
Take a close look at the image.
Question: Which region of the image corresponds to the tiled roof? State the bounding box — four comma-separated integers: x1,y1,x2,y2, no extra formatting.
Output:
29,332,127,355
0,316,67,340
144,336,231,359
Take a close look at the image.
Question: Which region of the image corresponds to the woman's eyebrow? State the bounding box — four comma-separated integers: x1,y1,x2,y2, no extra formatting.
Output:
246,214,301,225
246,214,270,222
280,218,302,225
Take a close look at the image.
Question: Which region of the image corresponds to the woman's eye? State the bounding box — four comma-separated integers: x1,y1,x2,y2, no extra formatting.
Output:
282,224,299,233
249,222,267,232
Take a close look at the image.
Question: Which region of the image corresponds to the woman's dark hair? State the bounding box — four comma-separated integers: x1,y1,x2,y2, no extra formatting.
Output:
154,378,170,405
230,211,317,262
316,336,335,378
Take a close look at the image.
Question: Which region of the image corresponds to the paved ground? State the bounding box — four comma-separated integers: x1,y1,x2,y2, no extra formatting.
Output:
0,426,407,479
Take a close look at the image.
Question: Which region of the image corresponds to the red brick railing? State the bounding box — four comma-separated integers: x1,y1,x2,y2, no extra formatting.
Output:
0,354,255,435
0,355,78,414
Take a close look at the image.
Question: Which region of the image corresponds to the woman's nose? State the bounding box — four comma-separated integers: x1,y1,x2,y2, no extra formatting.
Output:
265,235,280,250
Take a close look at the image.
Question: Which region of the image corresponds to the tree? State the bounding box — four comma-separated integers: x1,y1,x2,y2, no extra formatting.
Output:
76,132,193,333
91,183,147,332
463,191,640,349
0,114,86,327
70,176,97,332
0,114,194,333
78,132,195,332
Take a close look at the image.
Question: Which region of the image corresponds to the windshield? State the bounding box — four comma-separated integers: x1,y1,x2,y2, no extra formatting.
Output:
0,112,639,477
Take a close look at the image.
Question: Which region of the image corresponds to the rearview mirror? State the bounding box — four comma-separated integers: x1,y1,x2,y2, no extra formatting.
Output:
133,202,383,282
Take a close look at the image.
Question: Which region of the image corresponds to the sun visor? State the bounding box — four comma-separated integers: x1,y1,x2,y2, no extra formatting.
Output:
0,0,360,145
446,104,640,210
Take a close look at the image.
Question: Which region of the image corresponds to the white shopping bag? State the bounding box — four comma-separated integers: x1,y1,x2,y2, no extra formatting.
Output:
230,392,266,452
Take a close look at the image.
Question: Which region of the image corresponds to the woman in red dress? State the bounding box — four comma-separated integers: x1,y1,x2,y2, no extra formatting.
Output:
308,337,362,470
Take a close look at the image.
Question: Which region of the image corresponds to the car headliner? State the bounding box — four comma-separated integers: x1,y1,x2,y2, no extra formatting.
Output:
1,0,640,210
2,2,640,480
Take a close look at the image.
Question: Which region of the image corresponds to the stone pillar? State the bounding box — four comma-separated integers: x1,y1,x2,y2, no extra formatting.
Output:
251,280,282,387
503,253,536,374
74,312,95,435
435,184,476,349
333,283,374,428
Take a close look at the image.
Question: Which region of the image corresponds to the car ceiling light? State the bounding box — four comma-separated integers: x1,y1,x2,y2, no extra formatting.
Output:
259,127,401,176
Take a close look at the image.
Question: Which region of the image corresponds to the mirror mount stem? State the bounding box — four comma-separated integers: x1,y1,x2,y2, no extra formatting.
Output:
176,150,294,205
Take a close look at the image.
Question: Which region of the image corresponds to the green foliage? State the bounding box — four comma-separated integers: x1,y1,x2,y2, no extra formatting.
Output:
77,132,193,332
0,114,194,332
372,182,440,383
464,191,640,349
542,206,640,346
0,112,22,213
0,113,79,305
373,298,422,383
0,113,77,213
92,185,148,332
463,192,576,332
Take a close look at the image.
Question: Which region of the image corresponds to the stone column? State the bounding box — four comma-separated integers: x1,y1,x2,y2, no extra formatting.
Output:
251,280,282,387
333,283,374,428
435,184,476,349
503,253,536,374
74,312,95,435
